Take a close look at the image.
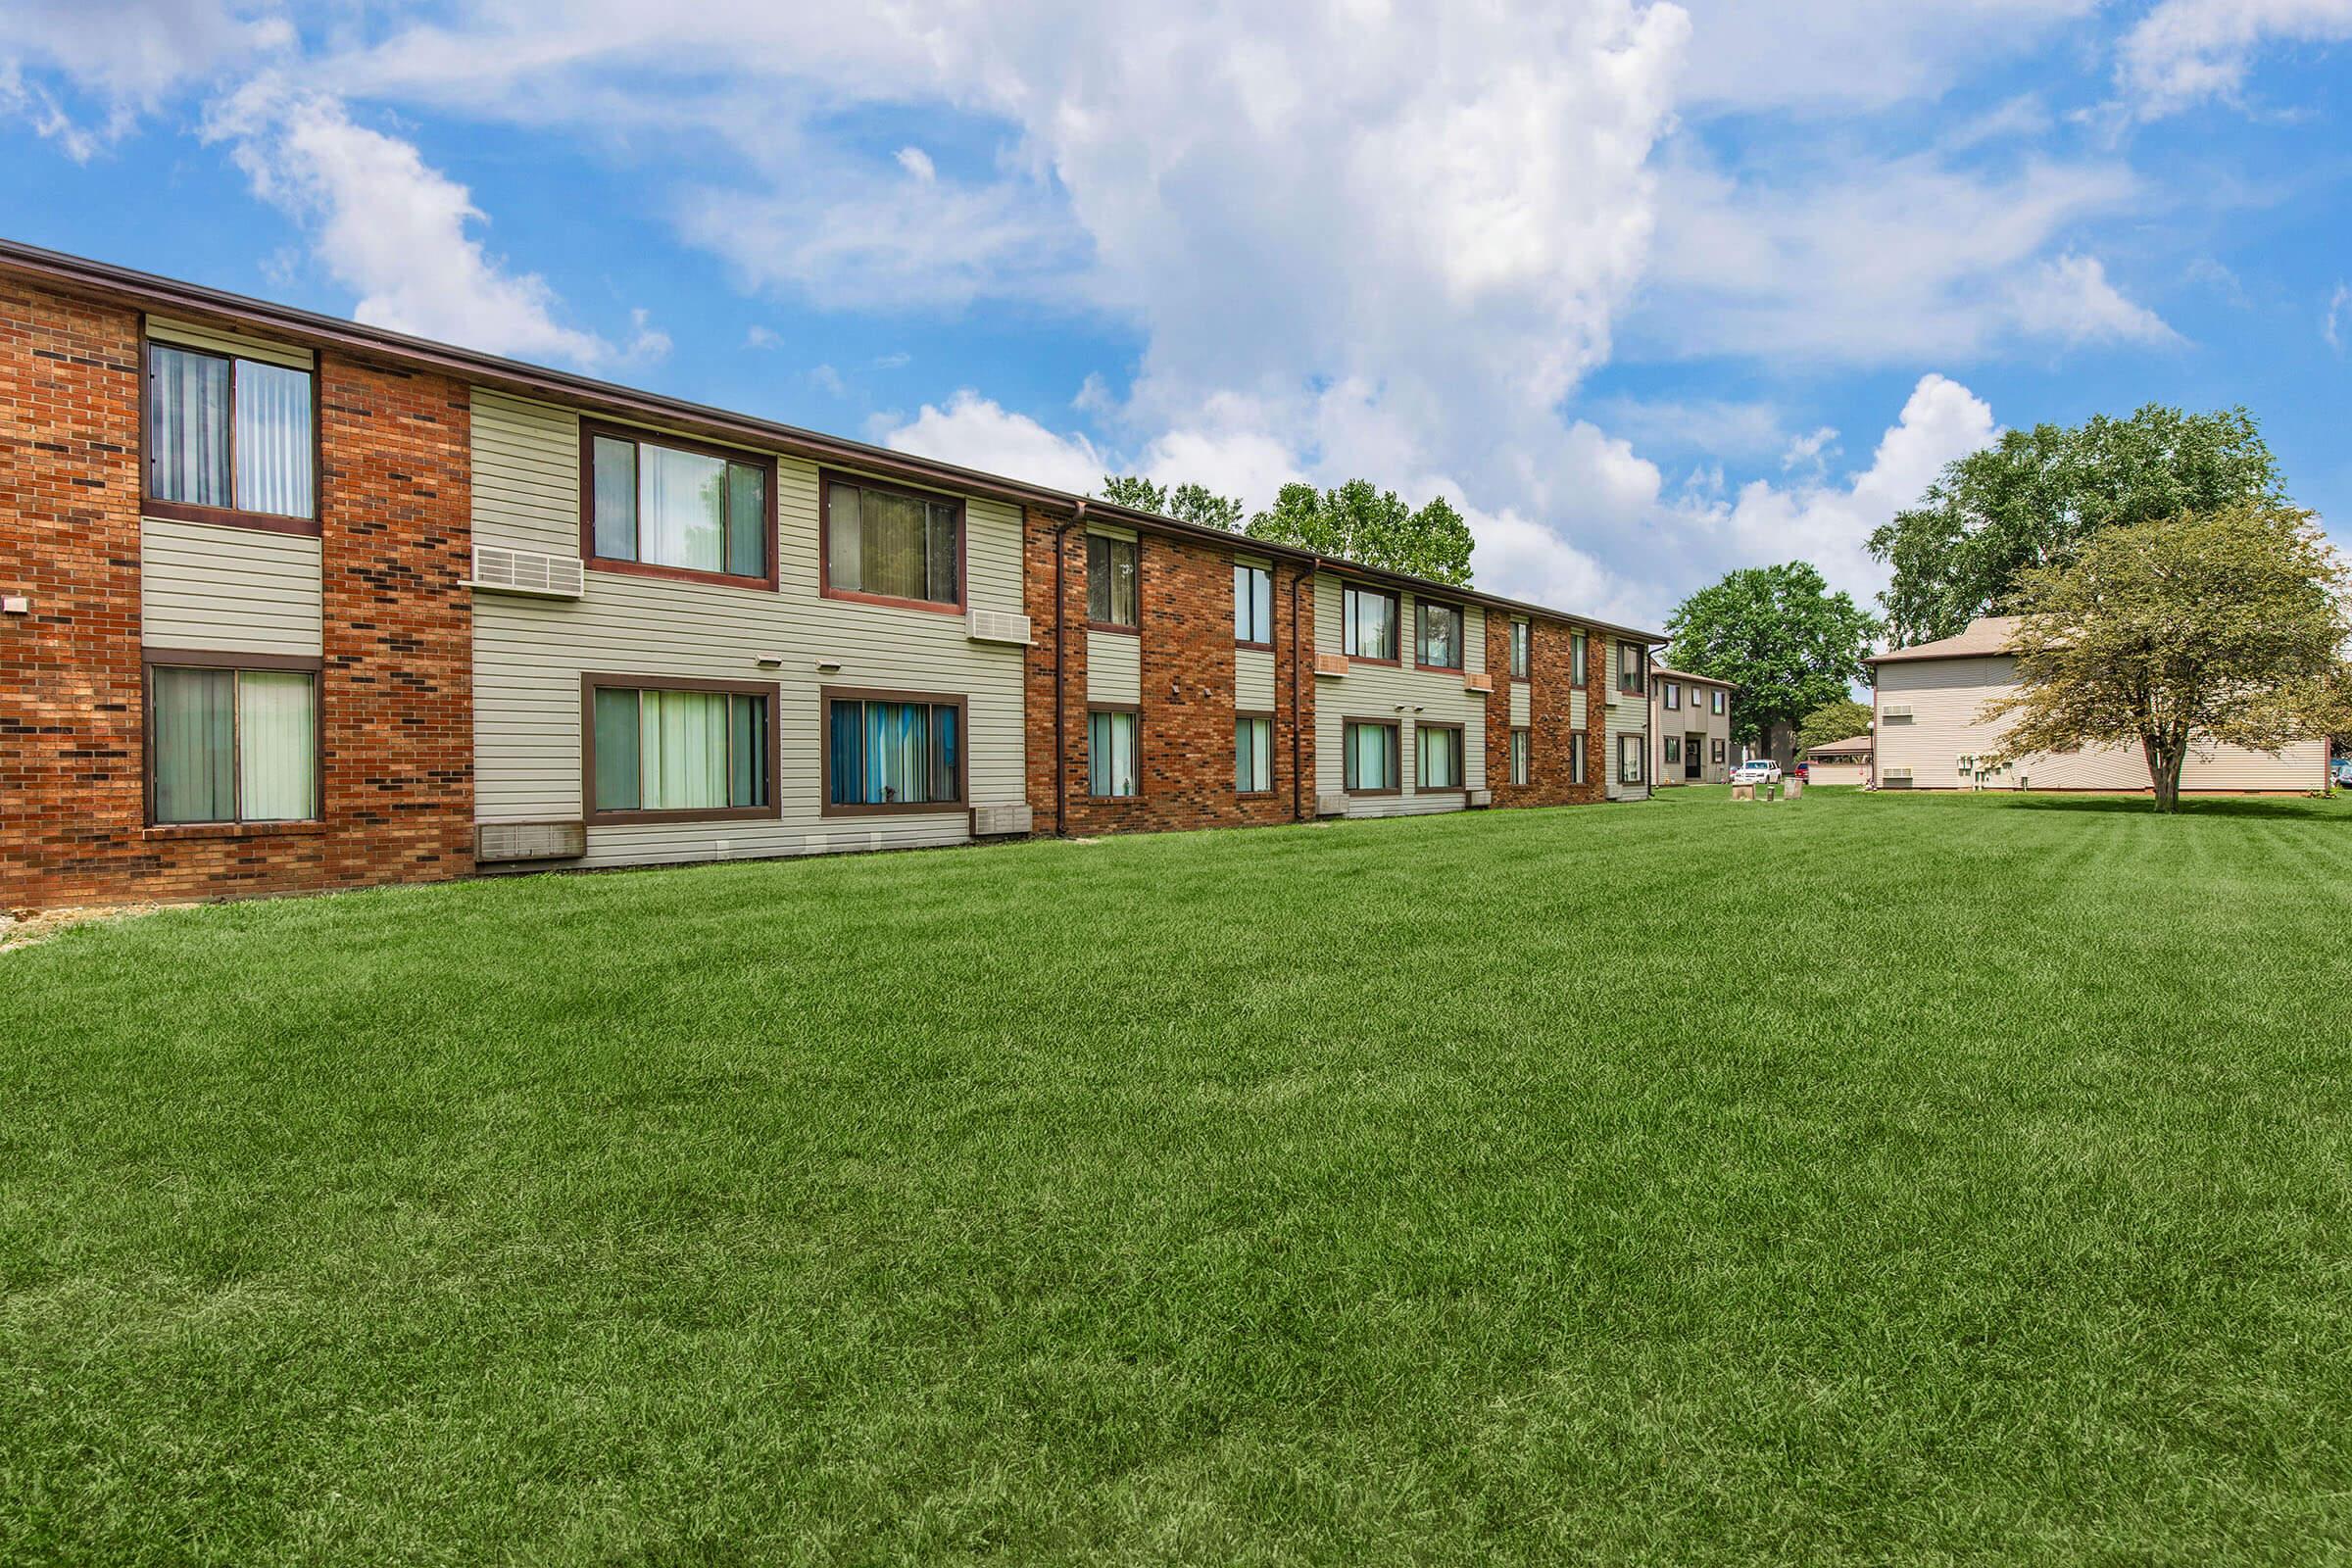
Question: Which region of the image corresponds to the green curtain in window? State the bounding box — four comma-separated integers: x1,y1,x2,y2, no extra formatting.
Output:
1237,717,1271,792
593,688,642,809
1417,726,1459,789
234,361,314,518
593,437,638,561
726,464,766,579
238,670,316,819
147,345,231,509
153,666,235,823
860,489,930,601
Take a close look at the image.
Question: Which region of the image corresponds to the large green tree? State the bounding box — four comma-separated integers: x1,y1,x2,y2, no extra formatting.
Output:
1868,404,2286,646
1097,475,1246,532
1245,479,1476,585
1666,564,1880,753
1983,504,2351,813
1797,699,1876,756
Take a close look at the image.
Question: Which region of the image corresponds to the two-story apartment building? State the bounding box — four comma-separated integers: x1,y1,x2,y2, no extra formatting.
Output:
0,240,1663,910
1649,664,1734,786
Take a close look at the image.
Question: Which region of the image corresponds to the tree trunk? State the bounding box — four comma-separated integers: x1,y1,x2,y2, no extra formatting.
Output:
2142,731,2185,813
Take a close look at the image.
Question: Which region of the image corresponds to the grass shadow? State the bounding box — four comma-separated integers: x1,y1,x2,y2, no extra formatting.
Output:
1997,793,2337,820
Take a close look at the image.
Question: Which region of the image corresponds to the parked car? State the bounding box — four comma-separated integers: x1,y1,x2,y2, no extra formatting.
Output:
2334,759,2352,789
1793,760,1811,781
1732,760,1783,785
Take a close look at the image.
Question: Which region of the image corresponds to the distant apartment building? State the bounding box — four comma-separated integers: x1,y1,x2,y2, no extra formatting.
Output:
1648,664,1734,786
1870,616,2328,792
0,240,1663,909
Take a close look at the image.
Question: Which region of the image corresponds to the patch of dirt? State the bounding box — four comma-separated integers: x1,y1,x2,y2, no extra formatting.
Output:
0,903,172,955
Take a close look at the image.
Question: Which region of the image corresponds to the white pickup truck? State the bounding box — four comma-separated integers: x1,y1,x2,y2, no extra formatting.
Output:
1731,759,1783,785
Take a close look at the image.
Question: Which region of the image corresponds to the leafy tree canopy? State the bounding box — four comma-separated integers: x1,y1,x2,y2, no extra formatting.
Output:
1243,479,1475,585
1097,474,1247,532
1867,404,2286,647
1984,503,2351,812
1666,563,1880,749
1797,699,1877,756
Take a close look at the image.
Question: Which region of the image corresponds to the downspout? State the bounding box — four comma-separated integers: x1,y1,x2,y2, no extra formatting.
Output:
1291,564,1312,820
1054,501,1089,837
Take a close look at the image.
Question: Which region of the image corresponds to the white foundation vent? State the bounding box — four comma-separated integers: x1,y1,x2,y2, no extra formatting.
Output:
468,544,585,599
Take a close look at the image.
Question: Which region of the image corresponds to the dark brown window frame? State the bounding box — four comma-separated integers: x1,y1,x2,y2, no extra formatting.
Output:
1712,688,1727,714
1509,619,1531,682
1617,643,1647,697
1414,600,1466,672
142,648,326,829
581,672,783,826
1086,532,1142,634
1342,584,1401,666
1085,702,1144,802
817,467,967,615
1235,708,1276,797
1571,629,1590,689
1342,716,1402,796
1233,561,1274,649
1663,680,1681,710
1413,719,1467,793
139,331,322,537
1712,738,1727,763
1572,731,1589,786
1618,731,1646,784
819,684,971,816
579,419,780,592
1664,735,1683,764
1509,725,1532,786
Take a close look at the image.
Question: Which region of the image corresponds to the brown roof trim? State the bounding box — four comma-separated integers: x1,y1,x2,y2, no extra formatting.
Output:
1648,662,1732,688
0,234,1664,644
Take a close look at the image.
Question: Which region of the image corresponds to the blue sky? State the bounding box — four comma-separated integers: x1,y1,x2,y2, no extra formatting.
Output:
3,1,2346,628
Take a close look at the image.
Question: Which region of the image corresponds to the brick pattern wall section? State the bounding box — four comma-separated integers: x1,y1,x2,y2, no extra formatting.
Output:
1485,616,1609,808
1023,509,1315,835
0,275,473,910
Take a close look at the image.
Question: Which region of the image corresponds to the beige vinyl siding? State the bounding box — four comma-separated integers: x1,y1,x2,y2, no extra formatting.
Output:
1808,761,1870,787
1876,656,2325,792
1654,681,1733,785
1509,683,1531,728
469,388,1027,867
145,316,314,371
1570,688,1587,732
1312,576,1486,817
1087,631,1142,706
1604,662,1649,800
139,515,322,656
1234,648,1275,711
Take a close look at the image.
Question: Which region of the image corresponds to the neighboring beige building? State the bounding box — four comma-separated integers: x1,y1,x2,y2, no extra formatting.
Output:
1800,733,1874,787
1869,616,2328,793
1649,665,1734,786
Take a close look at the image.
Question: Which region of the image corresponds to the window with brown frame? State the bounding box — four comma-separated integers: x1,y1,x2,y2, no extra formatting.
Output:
144,340,316,532
1089,706,1141,798
1510,620,1531,680
821,471,963,610
1344,719,1400,793
1510,726,1531,786
1712,688,1726,715
1572,732,1588,785
585,423,774,587
1619,732,1644,784
1088,535,1140,629
1236,713,1273,794
824,689,966,813
585,675,779,824
1618,642,1647,696
1571,629,1589,687
1416,601,1464,670
1663,680,1681,710
1234,563,1274,646
146,652,321,825
1712,738,1727,763
1343,586,1399,662
1664,736,1683,764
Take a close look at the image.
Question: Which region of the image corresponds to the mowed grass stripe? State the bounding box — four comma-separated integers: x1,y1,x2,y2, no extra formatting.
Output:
4,788,2351,1565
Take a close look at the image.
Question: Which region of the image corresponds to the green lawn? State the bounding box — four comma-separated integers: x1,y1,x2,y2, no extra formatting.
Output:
5,788,2352,1565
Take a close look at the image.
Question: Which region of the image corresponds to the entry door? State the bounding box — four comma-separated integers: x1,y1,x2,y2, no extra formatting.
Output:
1685,734,1702,780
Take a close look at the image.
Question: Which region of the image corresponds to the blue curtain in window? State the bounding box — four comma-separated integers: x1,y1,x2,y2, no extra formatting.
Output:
829,700,862,805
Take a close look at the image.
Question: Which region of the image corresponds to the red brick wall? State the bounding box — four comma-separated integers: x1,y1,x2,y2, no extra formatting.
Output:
0,278,472,911
1024,508,1314,835
1484,615,1609,808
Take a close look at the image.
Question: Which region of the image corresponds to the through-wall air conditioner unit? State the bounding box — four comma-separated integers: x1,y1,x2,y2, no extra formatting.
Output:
1315,792,1349,817
466,543,585,599
1313,653,1350,678
969,802,1033,838
1881,766,1913,781
1882,704,1913,720
1466,788,1494,808
1463,673,1494,695
475,820,586,862
966,608,1033,645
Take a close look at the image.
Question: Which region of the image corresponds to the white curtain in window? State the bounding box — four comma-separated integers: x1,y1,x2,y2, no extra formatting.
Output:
1090,710,1138,796
153,666,235,823
1418,727,1460,788
149,346,231,508
234,361,314,518
239,670,316,819
641,446,727,573
1348,723,1393,789
642,690,728,808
